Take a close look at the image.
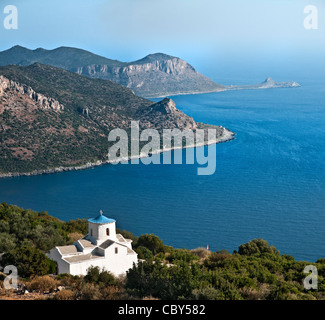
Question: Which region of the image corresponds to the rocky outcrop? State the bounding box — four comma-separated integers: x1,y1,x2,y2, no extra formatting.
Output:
0,75,64,112
225,77,301,90
76,56,194,78
136,98,197,131
258,77,300,88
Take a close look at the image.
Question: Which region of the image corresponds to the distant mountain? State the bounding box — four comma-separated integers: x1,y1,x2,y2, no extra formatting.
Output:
0,63,229,176
0,46,301,98
74,52,226,98
0,46,225,98
0,45,124,69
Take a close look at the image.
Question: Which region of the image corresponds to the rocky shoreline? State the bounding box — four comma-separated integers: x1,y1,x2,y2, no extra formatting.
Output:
0,128,235,179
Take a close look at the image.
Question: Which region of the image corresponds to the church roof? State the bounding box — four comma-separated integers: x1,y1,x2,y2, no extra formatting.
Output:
64,253,103,264
57,245,79,255
88,212,116,224
78,239,96,248
99,239,115,249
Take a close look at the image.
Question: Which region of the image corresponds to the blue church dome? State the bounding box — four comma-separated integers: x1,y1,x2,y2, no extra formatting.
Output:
88,211,116,224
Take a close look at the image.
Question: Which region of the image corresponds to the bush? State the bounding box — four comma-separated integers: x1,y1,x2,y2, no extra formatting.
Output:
166,249,199,264
84,266,116,286
238,239,278,256
239,285,270,300
101,286,128,300
136,234,165,255
68,232,84,242
0,233,17,252
80,283,102,300
190,247,210,259
98,270,116,286
0,203,87,254
28,275,57,293
1,246,52,278
191,287,221,300
135,246,154,260
84,266,100,283
56,273,81,287
55,289,76,300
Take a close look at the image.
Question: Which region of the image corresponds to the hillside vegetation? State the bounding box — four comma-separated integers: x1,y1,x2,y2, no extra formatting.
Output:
0,203,324,300
0,64,221,175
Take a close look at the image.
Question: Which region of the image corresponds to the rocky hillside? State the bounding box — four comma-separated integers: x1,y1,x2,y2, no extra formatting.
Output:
136,98,197,131
0,46,225,98
0,63,227,176
0,75,64,112
74,53,225,98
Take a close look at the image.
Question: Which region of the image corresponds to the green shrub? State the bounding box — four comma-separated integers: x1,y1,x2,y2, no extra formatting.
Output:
84,266,116,286
136,234,166,255
238,239,278,256
1,246,52,278
135,246,154,260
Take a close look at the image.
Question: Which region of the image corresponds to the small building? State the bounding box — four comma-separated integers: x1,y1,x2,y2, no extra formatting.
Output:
47,211,138,276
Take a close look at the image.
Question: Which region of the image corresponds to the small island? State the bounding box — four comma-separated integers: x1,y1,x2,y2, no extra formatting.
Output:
225,77,301,91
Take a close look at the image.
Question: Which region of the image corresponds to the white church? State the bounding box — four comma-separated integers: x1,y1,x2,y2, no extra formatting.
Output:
47,211,138,276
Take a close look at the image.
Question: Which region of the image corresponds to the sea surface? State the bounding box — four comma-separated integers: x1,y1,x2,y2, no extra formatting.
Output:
1,77,325,261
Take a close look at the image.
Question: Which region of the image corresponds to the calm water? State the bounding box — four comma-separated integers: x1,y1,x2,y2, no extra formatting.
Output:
1,78,325,261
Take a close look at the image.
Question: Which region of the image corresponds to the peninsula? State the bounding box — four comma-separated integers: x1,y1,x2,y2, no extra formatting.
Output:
0,46,300,98
0,63,234,177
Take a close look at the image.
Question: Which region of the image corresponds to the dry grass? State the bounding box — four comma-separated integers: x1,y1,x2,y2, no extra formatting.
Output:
190,247,211,259
27,276,57,293
68,232,84,242
54,289,76,300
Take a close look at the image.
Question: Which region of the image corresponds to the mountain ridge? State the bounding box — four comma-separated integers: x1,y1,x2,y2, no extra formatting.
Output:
0,63,231,176
0,45,300,98
0,46,224,97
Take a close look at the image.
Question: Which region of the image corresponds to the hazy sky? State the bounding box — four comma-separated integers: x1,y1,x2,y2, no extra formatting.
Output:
0,0,324,81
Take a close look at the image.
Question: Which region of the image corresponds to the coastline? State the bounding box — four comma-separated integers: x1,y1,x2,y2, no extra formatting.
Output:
0,128,235,179
143,82,300,99
143,88,226,99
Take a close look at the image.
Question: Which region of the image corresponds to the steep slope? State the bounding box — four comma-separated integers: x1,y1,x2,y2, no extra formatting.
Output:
0,64,229,176
74,53,225,98
0,46,224,98
136,98,197,131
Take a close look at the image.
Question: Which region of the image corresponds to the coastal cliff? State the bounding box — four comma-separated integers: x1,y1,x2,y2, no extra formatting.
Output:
73,53,225,98
0,64,233,177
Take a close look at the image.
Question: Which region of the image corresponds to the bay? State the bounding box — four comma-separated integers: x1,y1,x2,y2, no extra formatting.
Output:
1,78,324,261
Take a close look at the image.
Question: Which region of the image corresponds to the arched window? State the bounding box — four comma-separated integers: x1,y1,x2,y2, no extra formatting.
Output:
115,247,118,254
90,229,93,236
106,228,110,236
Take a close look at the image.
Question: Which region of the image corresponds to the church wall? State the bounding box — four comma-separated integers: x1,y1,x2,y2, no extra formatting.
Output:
69,258,107,276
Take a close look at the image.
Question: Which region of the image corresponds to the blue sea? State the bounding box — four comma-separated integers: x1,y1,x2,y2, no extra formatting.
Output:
1,77,324,262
